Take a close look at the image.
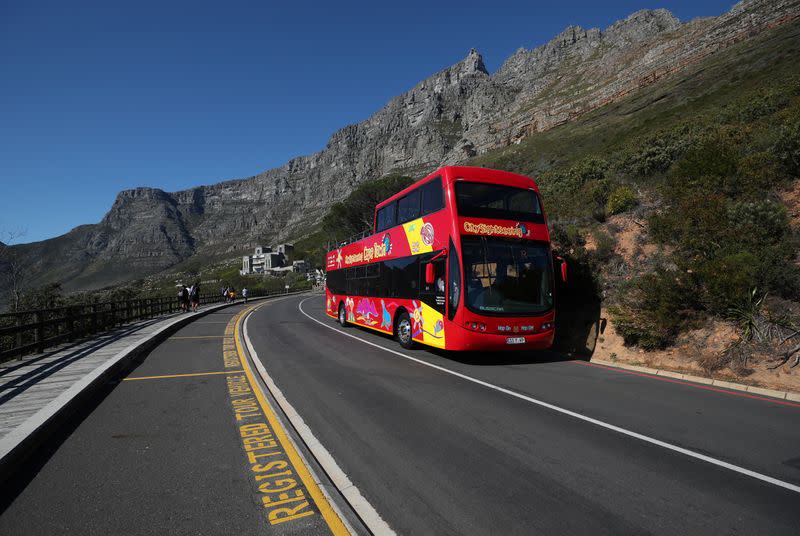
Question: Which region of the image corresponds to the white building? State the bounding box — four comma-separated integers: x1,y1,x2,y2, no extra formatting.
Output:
240,244,309,275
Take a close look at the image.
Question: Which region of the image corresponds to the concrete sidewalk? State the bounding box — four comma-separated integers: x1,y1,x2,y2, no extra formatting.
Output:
0,313,185,440
0,293,309,483
0,301,244,483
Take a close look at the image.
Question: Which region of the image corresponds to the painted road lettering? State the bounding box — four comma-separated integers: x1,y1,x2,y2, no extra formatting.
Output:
224,311,318,528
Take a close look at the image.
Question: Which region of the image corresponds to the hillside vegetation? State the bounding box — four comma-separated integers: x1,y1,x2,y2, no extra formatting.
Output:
469,19,800,376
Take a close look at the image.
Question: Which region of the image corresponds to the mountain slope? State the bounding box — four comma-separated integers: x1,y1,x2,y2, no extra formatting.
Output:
5,0,800,296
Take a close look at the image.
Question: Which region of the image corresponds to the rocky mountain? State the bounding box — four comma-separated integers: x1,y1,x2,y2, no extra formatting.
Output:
6,0,800,294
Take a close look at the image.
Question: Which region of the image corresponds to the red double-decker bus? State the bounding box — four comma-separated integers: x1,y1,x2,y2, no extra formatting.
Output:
325,166,566,351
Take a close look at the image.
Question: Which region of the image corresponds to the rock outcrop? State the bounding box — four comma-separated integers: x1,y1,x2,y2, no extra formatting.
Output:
7,0,800,293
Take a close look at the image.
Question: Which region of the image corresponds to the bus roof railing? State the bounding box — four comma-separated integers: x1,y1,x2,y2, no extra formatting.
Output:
326,228,373,252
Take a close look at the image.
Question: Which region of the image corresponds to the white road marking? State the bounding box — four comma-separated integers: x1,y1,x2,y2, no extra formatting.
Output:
298,297,800,495
243,303,395,536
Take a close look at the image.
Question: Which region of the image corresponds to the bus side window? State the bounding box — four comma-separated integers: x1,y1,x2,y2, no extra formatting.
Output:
420,177,444,216
397,189,420,224
376,202,397,232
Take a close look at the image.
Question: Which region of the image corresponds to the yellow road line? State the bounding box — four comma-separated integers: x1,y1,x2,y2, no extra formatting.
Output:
169,335,233,339
234,304,350,535
124,370,244,381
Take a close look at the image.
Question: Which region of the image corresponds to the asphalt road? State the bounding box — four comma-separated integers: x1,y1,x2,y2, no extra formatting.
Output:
244,294,800,535
2,294,799,535
0,300,349,536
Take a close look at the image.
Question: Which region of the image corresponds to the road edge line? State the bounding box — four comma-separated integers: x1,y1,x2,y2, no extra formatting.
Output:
297,296,800,496
243,303,395,535
234,303,355,535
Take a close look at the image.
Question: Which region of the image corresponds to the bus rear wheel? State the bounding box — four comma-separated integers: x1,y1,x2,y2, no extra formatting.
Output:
396,311,414,349
338,303,348,327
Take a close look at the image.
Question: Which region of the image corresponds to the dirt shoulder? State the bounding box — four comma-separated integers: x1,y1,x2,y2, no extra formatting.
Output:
592,307,800,395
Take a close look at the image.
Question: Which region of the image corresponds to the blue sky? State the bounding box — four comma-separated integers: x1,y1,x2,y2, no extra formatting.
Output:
0,0,735,244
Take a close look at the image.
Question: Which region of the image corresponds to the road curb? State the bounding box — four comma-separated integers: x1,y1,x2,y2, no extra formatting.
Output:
0,293,303,485
590,358,800,402
242,301,391,535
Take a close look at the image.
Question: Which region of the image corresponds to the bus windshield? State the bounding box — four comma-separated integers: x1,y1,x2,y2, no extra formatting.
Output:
461,236,553,315
455,181,544,223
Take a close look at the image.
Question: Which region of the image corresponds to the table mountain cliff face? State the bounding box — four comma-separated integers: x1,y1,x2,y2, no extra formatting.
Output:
9,0,800,293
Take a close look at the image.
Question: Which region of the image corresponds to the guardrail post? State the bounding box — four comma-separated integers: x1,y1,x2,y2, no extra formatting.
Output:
34,311,44,353
15,315,23,360
67,307,75,342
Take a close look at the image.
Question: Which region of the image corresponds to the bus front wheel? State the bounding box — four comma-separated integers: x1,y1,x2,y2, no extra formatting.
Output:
338,303,348,327
396,311,414,349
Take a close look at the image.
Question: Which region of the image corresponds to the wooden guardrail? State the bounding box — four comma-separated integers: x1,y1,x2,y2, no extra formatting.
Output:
0,288,292,362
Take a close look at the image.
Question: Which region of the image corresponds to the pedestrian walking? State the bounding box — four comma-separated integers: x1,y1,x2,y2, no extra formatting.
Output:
190,282,200,312
181,286,190,312
242,287,248,303
228,287,236,302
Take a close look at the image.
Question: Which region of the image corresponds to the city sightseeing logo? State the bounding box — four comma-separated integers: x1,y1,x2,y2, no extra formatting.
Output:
420,223,434,246
463,221,531,238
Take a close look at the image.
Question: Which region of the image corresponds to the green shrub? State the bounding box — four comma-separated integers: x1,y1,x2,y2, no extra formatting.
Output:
696,252,759,315
605,186,638,215
670,136,740,194
609,269,699,350
727,199,789,246
720,88,790,123
649,193,731,254
771,121,800,176
549,223,585,253
618,128,694,178
590,229,616,263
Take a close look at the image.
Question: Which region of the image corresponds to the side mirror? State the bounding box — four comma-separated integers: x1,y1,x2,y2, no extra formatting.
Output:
554,255,567,284
425,263,435,285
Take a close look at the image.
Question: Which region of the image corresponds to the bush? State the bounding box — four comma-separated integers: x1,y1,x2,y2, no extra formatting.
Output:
605,186,638,216
649,193,731,254
772,121,800,176
670,136,740,194
696,252,759,315
549,223,585,254
609,269,699,350
618,128,694,178
590,229,616,263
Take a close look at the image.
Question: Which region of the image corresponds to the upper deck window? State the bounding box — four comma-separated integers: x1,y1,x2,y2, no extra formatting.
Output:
397,189,421,223
455,181,544,223
376,202,397,233
420,177,444,215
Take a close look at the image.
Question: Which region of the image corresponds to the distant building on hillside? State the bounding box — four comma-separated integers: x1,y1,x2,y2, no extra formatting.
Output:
240,244,309,275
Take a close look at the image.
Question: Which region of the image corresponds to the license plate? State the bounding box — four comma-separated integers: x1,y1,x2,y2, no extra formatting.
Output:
506,337,526,345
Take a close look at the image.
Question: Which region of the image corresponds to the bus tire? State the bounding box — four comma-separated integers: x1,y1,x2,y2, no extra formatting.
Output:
396,311,414,349
338,303,348,327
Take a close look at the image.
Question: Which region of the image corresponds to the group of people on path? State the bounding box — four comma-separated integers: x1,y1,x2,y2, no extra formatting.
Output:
176,283,253,312
221,286,248,303
178,283,200,312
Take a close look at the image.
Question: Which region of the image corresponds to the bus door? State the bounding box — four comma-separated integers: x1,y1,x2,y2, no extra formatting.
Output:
421,254,446,313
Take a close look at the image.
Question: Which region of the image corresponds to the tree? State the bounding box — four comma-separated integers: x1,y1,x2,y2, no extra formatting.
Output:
0,229,28,312
322,174,414,244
